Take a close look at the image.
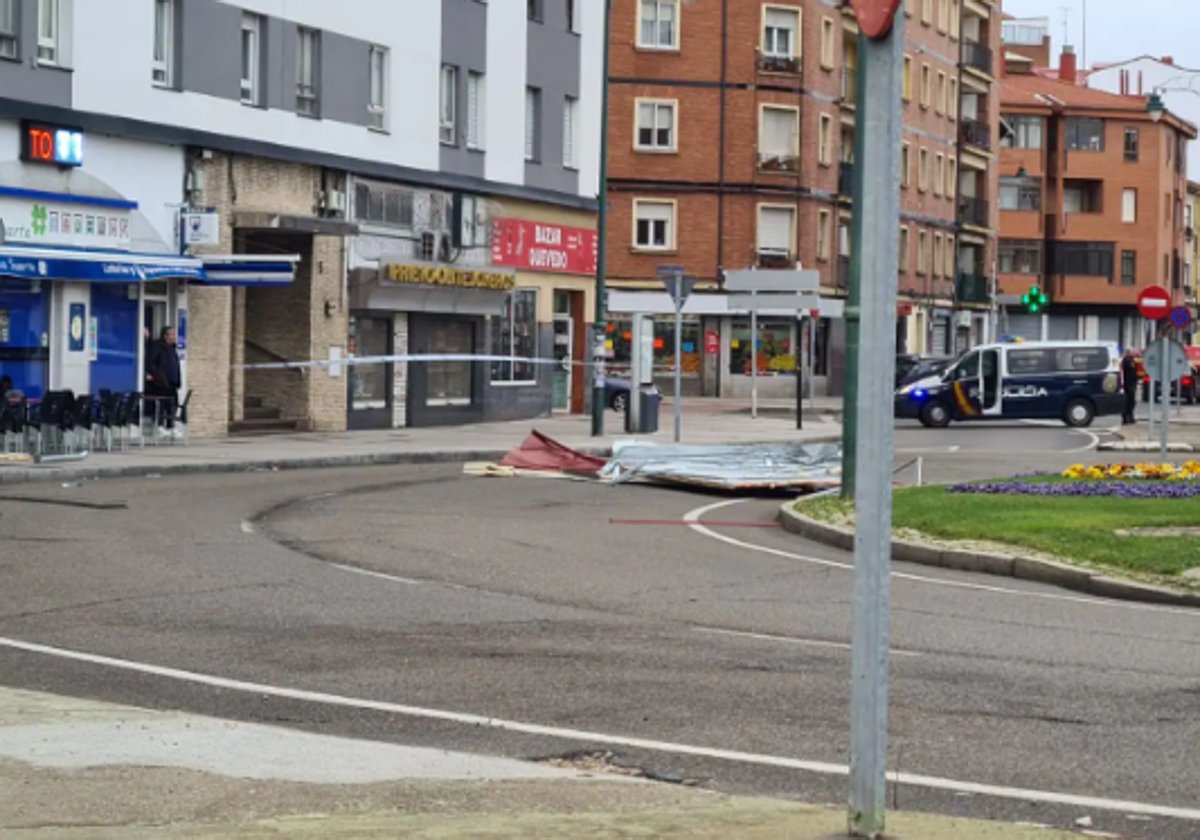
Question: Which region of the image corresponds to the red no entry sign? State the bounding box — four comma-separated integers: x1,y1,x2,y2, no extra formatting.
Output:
1138,285,1172,320
848,0,904,39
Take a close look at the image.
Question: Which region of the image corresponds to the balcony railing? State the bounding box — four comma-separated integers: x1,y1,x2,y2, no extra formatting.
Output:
962,39,994,74
841,66,857,105
757,152,800,173
757,249,793,269
838,161,855,196
955,272,990,304
958,195,989,228
960,116,992,150
758,53,800,74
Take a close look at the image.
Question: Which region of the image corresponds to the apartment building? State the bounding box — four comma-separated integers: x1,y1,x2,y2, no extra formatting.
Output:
997,48,1197,346
603,0,1000,398
0,0,603,437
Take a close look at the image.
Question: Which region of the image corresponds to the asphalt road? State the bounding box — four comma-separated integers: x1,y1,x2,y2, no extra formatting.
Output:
0,423,1194,839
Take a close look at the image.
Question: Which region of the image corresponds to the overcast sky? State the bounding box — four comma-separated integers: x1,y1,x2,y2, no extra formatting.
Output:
1001,0,1200,70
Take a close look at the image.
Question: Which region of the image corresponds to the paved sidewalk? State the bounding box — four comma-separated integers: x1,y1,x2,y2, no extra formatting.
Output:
0,397,843,485
0,687,1091,840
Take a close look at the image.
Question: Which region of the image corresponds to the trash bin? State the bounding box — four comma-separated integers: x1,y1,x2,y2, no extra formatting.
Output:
624,388,661,434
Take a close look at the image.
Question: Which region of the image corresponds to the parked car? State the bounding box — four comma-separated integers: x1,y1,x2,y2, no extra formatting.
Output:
895,354,953,389
602,377,660,412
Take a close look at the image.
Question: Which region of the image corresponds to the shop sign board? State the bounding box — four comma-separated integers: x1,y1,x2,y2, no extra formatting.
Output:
383,261,515,291
491,218,598,276
0,195,132,250
182,211,220,246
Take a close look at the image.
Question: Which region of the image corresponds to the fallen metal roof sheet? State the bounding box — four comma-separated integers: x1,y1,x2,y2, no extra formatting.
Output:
600,441,843,491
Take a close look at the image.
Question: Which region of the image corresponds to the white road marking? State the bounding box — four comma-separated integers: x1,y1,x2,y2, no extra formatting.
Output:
1063,429,1102,454
683,499,1200,618
239,521,254,534
0,634,1196,823
896,446,960,454
693,626,921,658
330,564,423,586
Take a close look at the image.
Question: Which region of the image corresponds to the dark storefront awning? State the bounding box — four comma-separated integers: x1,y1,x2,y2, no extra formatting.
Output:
0,246,301,287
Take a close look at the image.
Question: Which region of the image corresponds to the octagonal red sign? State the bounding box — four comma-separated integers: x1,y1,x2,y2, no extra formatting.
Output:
849,0,904,39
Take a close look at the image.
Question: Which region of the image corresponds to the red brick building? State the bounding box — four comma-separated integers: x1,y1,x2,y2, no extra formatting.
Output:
604,0,1001,397
997,48,1197,347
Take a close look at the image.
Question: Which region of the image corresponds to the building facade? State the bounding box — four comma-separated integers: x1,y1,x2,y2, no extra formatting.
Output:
603,0,1000,398
997,48,1197,347
0,0,603,437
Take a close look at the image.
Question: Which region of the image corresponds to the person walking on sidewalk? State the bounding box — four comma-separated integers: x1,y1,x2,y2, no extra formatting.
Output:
1120,349,1139,426
146,326,182,438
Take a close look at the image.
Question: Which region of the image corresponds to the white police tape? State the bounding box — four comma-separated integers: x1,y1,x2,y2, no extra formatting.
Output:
235,353,605,371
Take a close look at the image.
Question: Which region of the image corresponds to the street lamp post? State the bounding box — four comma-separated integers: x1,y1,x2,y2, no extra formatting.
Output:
591,0,614,437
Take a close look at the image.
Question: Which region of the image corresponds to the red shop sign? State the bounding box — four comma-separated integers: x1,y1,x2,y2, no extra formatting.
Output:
491,218,598,276
704,330,720,354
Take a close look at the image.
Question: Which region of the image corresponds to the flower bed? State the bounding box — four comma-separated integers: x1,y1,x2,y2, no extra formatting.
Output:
948,481,1200,499
1061,462,1200,481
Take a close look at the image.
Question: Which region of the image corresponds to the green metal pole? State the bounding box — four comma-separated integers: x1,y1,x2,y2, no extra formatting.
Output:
840,32,870,499
591,0,613,437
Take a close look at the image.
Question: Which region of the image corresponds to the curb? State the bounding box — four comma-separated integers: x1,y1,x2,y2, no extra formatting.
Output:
778,500,1200,608
1098,441,1198,453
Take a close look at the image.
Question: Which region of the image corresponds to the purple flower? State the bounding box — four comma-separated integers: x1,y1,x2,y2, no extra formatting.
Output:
947,481,1200,499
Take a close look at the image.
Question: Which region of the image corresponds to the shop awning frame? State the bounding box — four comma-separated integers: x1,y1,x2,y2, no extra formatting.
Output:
195,254,301,287
0,244,205,282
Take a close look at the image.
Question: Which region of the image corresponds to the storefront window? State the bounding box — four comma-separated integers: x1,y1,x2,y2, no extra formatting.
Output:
91,283,138,394
605,317,700,377
729,319,796,376
0,279,50,398
491,288,538,383
426,320,474,406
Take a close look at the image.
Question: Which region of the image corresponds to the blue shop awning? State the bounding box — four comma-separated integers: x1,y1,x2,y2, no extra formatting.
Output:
0,244,205,282
196,255,300,287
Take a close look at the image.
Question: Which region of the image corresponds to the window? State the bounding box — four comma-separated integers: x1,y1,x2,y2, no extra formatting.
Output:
757,205,795,261
921,0,933,25
901,143,910,187
527,0,542,21
918,147,929,191
296,27,320,116
638,0,678,49
949,0,959,38
817,210,831,260
818,113,832,165
899,226,910,273
763,7,799,58
241,13,262,105
37,0,59,64
1051,241,1114,278
1123,127,1139,162
458,195,486,248
1164,253,1170,284
1000,115,1043,149
353,181,415,228
917,229,928,274
465,71,485,149
568,0,580,33
636,99,676,151
934,153,945,196
524,87,542,160
1055,348,1110,373
1122,188,1137,223
563,96,578,169
760,106,799,168
1063,179,1102,213
491,289,538,384
999,177,1041,211
440,65,458,145
935,71,946,115
634,200,675,250
936,0,948,31
920,64,931,108
945,234,956,277
0,0,15,58
152,0,175,86
903,56,913,100
933,233,943,277
948,78,958,119
998,240,1040,274
820,17,834,68
948,156,957,198
365,46,389,130
1065,117,1105,151
1121,250,1137,286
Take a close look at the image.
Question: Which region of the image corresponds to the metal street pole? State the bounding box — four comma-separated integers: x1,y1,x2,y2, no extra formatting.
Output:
1160,338,1169,461
751,292,759,419
846,8,905,839
1148,322,1156,440
674,293,683,442
590,0,613,438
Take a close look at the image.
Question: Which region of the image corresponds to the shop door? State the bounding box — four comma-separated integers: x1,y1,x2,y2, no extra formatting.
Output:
0,280,50,398
348,317,393,429
552,315,572,411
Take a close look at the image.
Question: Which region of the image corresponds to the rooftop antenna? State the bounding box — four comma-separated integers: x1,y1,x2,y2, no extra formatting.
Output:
1081,0,1088,76
1058,6,1070,48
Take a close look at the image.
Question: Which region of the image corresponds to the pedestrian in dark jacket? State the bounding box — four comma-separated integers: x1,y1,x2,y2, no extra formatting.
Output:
1121,349,1139,425
146,326,182,436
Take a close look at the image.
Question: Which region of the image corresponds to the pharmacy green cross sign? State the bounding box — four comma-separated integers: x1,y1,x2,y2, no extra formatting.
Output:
1021,285,1049,314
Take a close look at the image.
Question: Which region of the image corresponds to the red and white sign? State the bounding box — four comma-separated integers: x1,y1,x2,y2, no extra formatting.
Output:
704,330,720,354
849,0,904,39
491,218,598,276
1138,285,1172,320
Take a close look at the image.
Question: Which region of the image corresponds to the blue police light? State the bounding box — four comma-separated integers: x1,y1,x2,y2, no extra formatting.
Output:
912,389,927,399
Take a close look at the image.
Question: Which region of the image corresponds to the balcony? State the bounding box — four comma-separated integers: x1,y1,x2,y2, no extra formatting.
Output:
838,161,855,196
758,53,800,74
757,152,800,174
955,272,990,304
958,195,989,228
757,249,793,269
962,39,994,75
841,66,857,106
960,116,992,150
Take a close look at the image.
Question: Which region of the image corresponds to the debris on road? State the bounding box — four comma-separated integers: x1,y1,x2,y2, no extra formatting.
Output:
600,440,842,492
497,431,608,475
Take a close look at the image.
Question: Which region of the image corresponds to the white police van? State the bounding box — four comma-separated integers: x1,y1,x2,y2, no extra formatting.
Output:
894,340,1123,429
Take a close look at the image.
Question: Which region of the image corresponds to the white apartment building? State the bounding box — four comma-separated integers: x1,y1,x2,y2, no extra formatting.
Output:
0,0,604,435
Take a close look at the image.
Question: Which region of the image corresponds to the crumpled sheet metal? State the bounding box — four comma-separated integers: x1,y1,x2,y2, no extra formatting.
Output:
600,441,843,490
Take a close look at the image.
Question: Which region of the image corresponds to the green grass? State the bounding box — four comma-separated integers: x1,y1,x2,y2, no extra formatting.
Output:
801,488,1200,578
